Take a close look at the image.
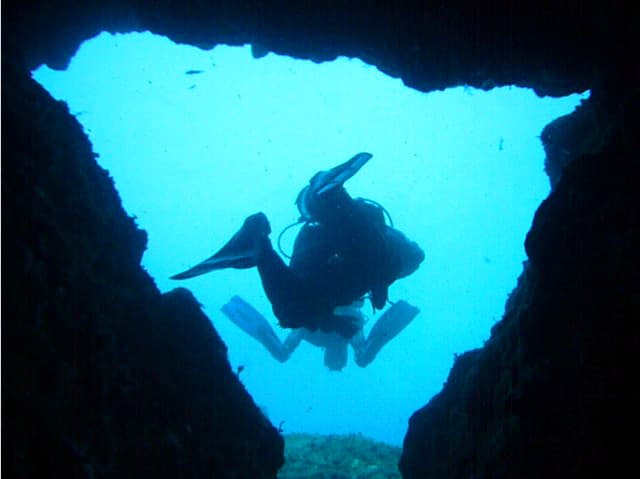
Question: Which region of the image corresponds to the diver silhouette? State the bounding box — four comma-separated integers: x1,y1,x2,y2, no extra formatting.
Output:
171,152,425,356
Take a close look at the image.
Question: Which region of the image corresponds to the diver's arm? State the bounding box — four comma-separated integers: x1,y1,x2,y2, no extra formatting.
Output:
370,283,389,310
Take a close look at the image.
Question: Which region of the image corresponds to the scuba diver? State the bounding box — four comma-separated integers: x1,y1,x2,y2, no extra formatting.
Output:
171,152,425,346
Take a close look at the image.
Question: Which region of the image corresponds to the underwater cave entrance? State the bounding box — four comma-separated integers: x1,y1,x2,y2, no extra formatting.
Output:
33,31,587,447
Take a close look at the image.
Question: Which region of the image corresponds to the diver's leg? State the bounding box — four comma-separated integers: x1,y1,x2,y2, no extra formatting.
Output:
282,329,306,358
220,295,289,362
255,237,326,330
349,329,366,357
354,300,420,367
171,213,271,279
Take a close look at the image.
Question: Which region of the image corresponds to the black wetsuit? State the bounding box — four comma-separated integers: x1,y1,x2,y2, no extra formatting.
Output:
255,187,424,337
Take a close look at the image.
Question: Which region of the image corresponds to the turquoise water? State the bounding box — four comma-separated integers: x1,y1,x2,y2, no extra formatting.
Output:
33,32,587,446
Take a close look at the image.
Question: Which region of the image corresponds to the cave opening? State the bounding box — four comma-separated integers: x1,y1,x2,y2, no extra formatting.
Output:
33,31,587,446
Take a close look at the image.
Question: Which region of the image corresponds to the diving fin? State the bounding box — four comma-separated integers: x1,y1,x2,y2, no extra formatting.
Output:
312,152,372,195
171,213,270,280
296,153,373,221
354,300,420,367
221,295,289,362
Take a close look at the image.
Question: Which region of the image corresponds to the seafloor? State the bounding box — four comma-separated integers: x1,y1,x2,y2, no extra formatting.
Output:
279,433,402,479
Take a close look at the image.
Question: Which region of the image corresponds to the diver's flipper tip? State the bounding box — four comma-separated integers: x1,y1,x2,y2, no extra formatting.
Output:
355,300,420,367
312,152,374,196
170,256,244,280
221,296,289,362
170,266,208,280
170,213,270,280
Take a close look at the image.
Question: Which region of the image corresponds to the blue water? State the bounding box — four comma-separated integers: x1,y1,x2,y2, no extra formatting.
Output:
33,31,587,446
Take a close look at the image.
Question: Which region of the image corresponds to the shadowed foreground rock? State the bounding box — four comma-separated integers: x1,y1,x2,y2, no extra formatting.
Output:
400,128,640,477
1,57,283,477
2,1,638,478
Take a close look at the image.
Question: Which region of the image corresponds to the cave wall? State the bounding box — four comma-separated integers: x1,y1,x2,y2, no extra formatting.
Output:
400,126,640,477
1,50,283,477
4,1,634,96
2,1,638,478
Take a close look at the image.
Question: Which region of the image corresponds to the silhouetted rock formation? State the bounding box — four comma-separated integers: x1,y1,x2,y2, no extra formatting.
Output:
2,53,283,477
2,2,638,478
400,132,639,478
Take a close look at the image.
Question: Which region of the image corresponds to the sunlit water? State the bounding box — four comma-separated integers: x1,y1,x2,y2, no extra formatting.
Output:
33,31,587,446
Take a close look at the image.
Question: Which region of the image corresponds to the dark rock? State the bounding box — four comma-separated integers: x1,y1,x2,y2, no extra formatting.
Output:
3,2,636,97
400,121,640,477
2,1,639,478
1,49,282,478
